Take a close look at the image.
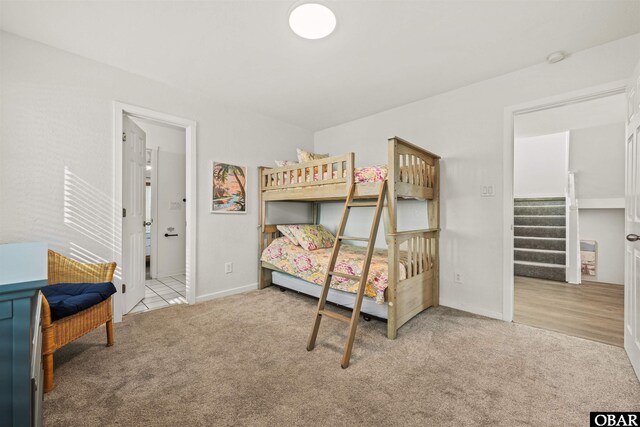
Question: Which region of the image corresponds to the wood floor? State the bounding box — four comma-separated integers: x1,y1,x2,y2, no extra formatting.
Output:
514,276,624,347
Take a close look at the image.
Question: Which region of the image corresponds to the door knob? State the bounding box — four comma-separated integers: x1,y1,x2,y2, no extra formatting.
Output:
144,221,152,226
627,234,640,242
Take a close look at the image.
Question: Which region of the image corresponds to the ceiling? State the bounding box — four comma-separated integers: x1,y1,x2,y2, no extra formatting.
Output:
1,1,639,131
515,93,627,138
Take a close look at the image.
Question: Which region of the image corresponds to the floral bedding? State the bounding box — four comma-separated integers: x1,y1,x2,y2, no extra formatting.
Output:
261,237,406,303
269,165,387,187
354,165,387,183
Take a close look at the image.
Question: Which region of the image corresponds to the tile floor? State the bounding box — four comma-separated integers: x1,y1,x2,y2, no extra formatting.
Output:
127,274,187,315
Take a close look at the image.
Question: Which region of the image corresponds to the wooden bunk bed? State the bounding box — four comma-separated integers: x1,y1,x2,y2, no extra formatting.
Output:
259,136,440,357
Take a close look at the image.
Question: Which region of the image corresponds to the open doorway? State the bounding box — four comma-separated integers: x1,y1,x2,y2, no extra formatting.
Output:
511,93,626,346
127,117,188,314
113,102,197,323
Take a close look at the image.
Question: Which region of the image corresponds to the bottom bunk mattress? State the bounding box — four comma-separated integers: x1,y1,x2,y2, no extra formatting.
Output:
261,237,407,304
271,271,389,319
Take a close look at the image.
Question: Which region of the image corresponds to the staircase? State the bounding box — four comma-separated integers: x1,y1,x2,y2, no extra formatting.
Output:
514,198,567,282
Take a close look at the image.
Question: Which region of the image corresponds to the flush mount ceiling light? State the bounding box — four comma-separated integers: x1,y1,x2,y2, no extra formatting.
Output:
289,3,336,40
547,51,567,64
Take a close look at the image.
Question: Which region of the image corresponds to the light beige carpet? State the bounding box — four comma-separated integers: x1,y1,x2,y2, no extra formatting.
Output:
44,287,640,426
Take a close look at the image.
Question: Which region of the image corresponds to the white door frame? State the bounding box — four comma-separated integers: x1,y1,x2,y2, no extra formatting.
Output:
502,80,627,322
113,102,197,322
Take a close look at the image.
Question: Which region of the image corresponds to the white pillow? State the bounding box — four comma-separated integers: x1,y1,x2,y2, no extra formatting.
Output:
296,148,329,163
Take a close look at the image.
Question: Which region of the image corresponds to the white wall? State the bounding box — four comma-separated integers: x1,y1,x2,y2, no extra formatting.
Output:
0,32,313,306
570,121,626,285
133,118,187,278
314,33,640,319
570,122,626,200
514,132,568,198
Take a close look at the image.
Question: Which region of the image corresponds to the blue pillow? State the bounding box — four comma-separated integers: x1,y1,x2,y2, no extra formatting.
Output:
41,282,117,321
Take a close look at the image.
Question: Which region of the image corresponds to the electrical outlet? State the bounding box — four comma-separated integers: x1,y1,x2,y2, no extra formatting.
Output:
454,272,463,283
225,262,233,274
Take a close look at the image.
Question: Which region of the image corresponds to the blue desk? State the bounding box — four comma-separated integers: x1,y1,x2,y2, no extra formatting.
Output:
0,242,47,427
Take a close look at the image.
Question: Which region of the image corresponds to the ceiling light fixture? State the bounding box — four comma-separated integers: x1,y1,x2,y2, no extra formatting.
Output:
546,51,567,64
289,3,336,40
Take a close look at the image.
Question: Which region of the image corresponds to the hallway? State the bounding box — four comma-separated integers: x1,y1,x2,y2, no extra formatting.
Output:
514,276,624,347
127,275,187,314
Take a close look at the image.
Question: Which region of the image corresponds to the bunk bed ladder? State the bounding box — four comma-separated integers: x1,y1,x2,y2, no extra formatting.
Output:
306,181,387,369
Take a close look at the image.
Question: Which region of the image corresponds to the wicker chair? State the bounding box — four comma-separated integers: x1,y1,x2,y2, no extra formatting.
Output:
42,250,117,392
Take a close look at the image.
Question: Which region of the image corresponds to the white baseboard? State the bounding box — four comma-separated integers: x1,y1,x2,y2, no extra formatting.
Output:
196,282,258,303
440,298,504,321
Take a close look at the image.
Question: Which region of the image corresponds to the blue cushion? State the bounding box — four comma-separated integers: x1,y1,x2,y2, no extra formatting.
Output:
41,282,117,321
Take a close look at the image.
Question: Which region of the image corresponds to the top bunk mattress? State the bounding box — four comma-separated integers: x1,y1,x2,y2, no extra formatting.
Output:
260,237,407,303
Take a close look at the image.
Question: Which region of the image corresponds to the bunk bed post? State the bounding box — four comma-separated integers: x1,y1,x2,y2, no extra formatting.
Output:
258,166,271,289
428,158,440,306
387,236,399,339
260,262,272,289
345,152,355,190
259,166,267,234
386,139,398,234
386,138,400,339
311,202,321,225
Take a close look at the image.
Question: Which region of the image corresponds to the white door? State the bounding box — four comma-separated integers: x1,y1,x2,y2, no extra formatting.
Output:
123,116,147,313
624,59,640,380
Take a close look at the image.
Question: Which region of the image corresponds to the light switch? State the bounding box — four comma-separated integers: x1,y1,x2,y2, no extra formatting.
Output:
481,185,495,197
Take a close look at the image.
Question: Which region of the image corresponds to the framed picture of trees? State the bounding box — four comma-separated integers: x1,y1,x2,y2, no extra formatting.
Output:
211,161,247,213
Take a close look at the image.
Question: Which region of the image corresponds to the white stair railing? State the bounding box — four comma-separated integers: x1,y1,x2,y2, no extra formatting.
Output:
566,172,581,284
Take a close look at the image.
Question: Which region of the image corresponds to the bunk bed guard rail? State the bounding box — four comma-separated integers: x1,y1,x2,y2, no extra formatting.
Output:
260,153,355,192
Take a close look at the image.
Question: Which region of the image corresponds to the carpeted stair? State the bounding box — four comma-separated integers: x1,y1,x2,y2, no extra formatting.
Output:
514,198,566,282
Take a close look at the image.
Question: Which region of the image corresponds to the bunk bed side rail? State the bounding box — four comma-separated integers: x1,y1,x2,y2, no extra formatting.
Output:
394,229,438,278
260,153,354,192
389,136,440,200
390,228,439,330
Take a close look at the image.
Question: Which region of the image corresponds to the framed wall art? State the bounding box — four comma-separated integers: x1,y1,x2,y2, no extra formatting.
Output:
211,161,247,214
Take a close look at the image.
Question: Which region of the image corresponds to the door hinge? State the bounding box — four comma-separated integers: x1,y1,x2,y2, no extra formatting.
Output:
122,132,126,142
122,283,126,294
122,208,127,218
